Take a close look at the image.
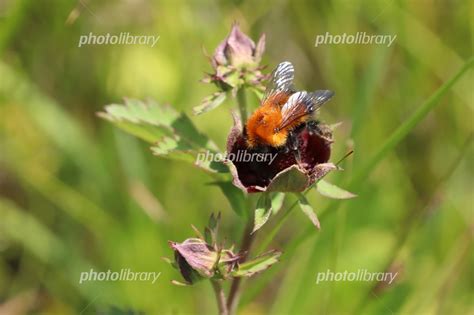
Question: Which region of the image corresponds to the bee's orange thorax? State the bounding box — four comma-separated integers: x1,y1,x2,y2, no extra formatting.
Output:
246,102,288,148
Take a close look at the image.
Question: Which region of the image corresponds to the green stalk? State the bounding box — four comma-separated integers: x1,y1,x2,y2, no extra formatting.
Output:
227,193,257,314
211,280,229,315
226,87,253,315
236,88,248,126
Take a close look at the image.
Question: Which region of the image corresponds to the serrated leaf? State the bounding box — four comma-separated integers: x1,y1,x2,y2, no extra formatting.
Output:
316,180,357,199
193,92,227,115
194,158,229,173
99,99,177,142
271,193,285,215
151,139,229,173
231,250,281,277
253,193,272,233
151,136,195,161
209,182,246,218
123,103,226,173
100,99,219,163
296,193,320,229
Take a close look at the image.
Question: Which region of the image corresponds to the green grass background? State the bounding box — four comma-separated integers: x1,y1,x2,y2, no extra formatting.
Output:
0,0,472,314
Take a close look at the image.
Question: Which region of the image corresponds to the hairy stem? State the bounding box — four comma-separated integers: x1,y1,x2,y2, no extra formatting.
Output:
227,218,255,315
211,280,228,315
236,88,248,126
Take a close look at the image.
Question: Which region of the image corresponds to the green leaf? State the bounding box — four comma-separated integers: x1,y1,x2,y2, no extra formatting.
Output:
231,250,281,277
100,98,217,150
208,212,220,231
316,180,357,199
204,227,213,246
209,182,246,218
266,165,310,192
253,193,272,233
100,98,224,172
151,136,195,160
194,158,230,174
99,98,178,143
202,213,221,246
296,193,320,229
193,92,227,115
271,193,285,215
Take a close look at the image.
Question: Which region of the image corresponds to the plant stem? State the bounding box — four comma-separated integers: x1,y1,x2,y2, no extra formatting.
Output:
211,280,229,315
227,218,255,315
225,87,252,314
236,88,248,126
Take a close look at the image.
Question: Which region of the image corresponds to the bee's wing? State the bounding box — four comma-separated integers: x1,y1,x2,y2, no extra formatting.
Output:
278,90,334,131
262,61,295,105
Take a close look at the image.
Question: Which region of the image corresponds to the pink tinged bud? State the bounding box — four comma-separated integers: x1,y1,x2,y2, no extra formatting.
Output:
169,238,218,280
212,23,265,68
225,24,256,66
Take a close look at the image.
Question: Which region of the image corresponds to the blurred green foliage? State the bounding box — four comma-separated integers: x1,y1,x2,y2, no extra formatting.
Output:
0,0,472,314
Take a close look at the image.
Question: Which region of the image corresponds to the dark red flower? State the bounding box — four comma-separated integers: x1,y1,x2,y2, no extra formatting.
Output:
225,113,336,193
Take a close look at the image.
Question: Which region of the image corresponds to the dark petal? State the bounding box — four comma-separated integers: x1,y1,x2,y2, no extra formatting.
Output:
226,111,243,153
298,126,332,169
174,251,201,284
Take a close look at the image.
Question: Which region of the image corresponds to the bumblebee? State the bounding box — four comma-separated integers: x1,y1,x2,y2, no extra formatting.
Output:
245,61,333,151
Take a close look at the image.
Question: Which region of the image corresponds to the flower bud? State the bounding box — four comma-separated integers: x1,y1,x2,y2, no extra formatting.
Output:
169,238,218,284
168,238,241,284
213,23,265,68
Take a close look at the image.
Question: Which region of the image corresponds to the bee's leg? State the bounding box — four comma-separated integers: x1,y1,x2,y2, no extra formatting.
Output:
286,132,302,164
306,120,323,136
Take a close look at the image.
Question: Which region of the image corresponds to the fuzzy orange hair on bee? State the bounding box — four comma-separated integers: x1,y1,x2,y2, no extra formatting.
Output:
245,61,334,148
